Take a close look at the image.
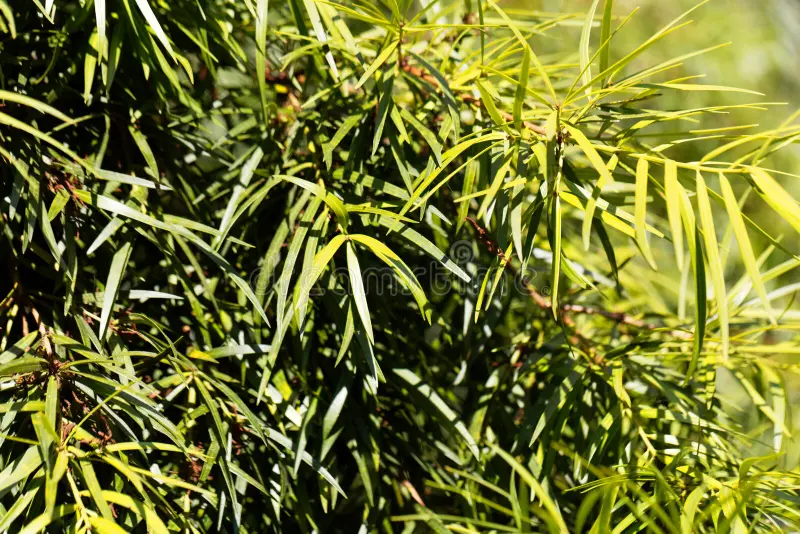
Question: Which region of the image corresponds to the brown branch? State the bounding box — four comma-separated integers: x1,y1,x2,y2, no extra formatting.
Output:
499,109,548,137
467,218,692,339
30,307,53,357
399,63,550,138
458,94,549,137
561,303,691,339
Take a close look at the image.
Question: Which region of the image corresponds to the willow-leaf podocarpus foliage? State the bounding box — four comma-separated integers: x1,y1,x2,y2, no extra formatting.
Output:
0,0,799,531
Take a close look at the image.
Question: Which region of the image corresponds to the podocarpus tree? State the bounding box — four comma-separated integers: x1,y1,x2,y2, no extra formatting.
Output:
0,0,799,531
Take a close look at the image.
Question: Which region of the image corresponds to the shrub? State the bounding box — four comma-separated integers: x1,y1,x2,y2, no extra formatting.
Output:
0,0,799,531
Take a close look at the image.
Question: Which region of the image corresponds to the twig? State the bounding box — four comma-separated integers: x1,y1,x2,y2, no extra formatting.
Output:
400,63,550,138
458,94,549,137
466,218,692,339
561,303,692,339
30,307,53,357
465,217,509,262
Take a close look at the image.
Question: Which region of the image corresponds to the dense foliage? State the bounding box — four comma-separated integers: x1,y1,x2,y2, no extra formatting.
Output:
0,0,799,531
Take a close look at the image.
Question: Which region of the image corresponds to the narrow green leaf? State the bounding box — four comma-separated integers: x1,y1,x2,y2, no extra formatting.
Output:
399,133,504,217
750,167,800,235
216,147,264,247
0,90,71,121
407,51,460,140
255,0,269,119
355,41,398,89
762,365,787,451
522,190,545,271
510,183,524,264
87,218,124,255
635,158,658,270
664,159,684,267
22,173,40,254
335,302,356,367
595,218,620,291
0,0,15,38
325,192,350,230
372,72,395,156
98,242,132,340
128,125,160,182
80,460,114,520
0,446,42,494
88,516,128,534
194,378,240,529
680,485,706,534
696,172,728,361
0,332,38,364
294,234,348,330
579,0,601,92
477,152,512,219
399,108,443,165
322,374,351,443
277,196,322,330
346,241,373,344
106,22,124,90
549,195,562,317
84,31,99,103
93,491,169,534
457,160,478,232
349,235,431,323
513,46,530,131
491,445,568,534
0,111,83,163
293,397,318,476
18,505,76,534
599,0,614,80
324,114,362,169
132,0,175,59
0,357,46,378
264,428,346,496
393,368,479,460
47,188,71,221
719,173,774,323
650,82,763,95
476,80,511,135
567,126,616,250
487,0,556,104
94,0,106,52
45,376,57,431
301,0,340,78
0,484,39,532
731,368,791,446
74,190,270,326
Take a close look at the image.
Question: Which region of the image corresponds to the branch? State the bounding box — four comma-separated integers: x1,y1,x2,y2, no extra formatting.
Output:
400,61,549,138
459,94,549,137
467,218,692,339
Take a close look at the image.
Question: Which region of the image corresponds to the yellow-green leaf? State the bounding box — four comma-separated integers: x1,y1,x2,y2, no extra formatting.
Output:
664,159,684,267
719,173,774,323
635,158,658,270
696,172,728,361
